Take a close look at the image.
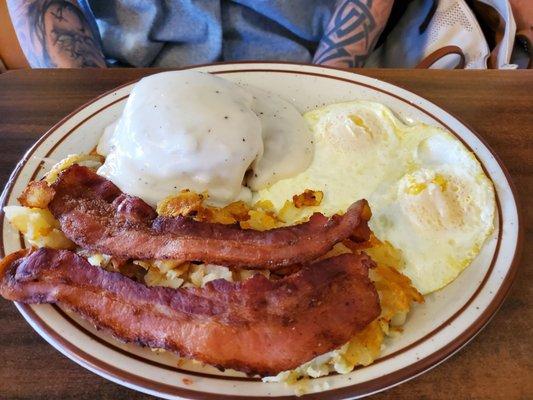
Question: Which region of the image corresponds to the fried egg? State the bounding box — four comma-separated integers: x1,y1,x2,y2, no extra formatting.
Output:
254,101,495,294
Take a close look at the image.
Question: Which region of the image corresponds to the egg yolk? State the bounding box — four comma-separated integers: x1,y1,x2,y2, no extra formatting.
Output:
401,172,464,232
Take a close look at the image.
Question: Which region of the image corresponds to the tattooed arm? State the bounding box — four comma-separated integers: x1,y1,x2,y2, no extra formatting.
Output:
313,0,394,68
7,0,106,68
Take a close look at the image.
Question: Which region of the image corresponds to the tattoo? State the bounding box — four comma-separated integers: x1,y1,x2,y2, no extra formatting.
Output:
49,4,68,22
8,0,106,68
313,0,391,68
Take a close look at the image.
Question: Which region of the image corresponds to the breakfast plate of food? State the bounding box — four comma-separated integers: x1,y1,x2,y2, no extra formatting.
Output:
0,63,521,399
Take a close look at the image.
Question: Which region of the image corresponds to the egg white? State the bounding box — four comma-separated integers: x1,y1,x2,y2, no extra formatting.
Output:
254,101,495,294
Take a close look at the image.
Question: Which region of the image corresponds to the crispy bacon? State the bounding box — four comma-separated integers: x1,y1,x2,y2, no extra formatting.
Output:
0,248,380,375
48,165,371,269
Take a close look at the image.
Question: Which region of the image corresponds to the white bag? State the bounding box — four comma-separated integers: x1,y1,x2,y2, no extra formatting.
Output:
471,0,517,68
365,0,491,69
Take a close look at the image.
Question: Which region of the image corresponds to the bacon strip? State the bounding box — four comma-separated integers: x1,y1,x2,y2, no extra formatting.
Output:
48,165,371,269
0,248,380,375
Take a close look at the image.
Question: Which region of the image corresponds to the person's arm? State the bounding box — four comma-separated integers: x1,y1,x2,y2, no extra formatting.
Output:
313,0,394,68
7,0,106,68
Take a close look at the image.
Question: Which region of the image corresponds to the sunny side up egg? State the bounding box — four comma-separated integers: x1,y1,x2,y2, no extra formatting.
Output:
254,101,496,294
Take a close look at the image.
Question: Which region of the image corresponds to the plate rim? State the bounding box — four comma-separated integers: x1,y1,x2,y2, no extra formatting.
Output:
0,62,524,399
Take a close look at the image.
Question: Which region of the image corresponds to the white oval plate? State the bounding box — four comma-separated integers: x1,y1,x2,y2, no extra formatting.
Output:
0,63,522,399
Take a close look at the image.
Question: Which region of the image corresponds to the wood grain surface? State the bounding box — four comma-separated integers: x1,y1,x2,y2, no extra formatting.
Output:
0,68,531,400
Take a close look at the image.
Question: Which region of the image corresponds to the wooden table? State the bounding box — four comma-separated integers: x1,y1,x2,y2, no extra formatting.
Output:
0,68,531,400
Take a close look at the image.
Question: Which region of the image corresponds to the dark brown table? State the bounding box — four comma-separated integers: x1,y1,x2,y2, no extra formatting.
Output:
0,68,531,400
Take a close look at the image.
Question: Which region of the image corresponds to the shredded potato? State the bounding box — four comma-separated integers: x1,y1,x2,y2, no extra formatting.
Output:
6,152,102,250
4,206,74,249
278,191,324,224
157,189,324,230
18,181,55,208
45,153,103,184
157,190,252,225
292,189,324,208
346,235,406,270
132,258,271,289
156,190,206,218
86,253,112,268
240,209,280,231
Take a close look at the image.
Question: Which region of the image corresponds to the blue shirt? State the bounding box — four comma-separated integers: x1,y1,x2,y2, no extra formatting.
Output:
79,0,337,67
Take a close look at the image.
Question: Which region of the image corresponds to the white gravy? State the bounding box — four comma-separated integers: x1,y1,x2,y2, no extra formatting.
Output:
97,71,313,206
